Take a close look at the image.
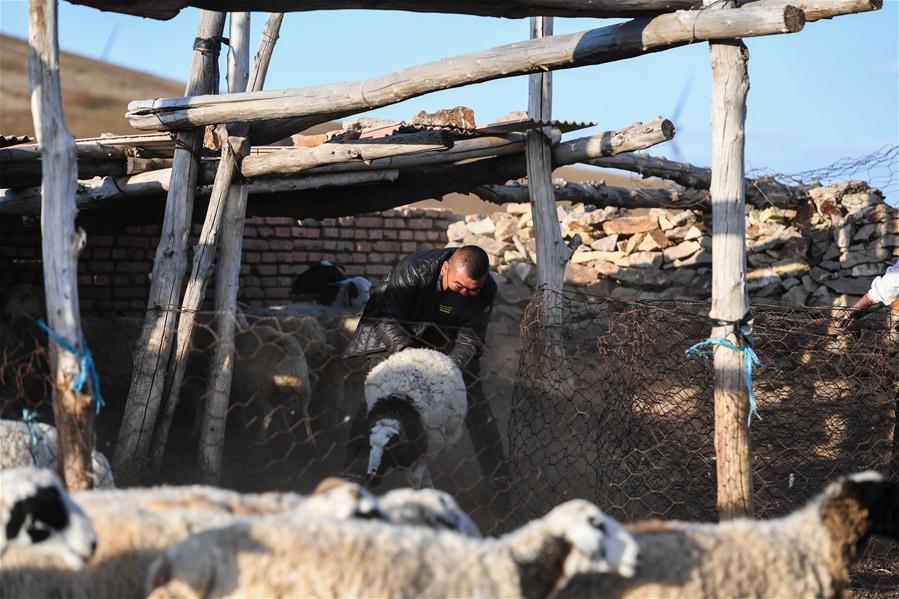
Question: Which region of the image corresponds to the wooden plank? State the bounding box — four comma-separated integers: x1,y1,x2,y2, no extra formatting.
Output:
112,10,226,484
706,0,753,520
240,130,455,178
124,5,805,141
28,0,94,491
474,179,709,209
67,0,702,21
739,0,881,21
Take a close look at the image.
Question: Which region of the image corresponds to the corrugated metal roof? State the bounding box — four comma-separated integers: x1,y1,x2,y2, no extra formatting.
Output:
0,135,34,149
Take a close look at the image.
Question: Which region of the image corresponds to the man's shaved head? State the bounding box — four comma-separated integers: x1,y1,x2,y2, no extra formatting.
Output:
449,246,489,281
440,246,489,297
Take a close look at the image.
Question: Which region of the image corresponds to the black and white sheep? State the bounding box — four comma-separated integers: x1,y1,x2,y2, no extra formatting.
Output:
563,471,899,599
0,419,115,488
0,467,96,569
348,347,468,488
289,260,371,315
145,498,639,599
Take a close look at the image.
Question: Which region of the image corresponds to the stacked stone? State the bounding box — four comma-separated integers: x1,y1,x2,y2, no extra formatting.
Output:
448,180,898,307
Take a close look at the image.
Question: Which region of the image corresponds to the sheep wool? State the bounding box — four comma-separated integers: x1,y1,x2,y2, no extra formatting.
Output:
0,419,115,488
564,471,899,599
146,499,638,599
365,347,467,454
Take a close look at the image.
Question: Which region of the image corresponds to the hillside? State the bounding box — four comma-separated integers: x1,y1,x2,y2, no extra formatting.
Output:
0,34,185,138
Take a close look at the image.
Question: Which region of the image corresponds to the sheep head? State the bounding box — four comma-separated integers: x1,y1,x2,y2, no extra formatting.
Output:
505,499,639,599
0,467,96,569
306,477,386,521
819,471,899,565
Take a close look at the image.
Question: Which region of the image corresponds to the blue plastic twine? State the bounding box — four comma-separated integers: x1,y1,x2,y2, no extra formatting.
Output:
37,319,105,416
22,408,51,467
685,331,762,426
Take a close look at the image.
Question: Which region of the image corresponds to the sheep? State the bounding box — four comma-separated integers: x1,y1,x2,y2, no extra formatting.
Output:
289,260,372,314
0,419,115,488
0,482,381,598
348,347,467,488
0,467,96,569
379,487,482,537
145,498,639,599
312,477,480,536
563,471,899,599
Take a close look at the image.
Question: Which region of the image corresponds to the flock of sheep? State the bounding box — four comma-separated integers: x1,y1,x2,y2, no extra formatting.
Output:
1,464,897,598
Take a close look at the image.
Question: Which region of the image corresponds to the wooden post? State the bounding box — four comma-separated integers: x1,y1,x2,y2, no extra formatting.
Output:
526,16,578,396
706,0,753,519
112,10,225,483
28,0,94,491
201,12,283,484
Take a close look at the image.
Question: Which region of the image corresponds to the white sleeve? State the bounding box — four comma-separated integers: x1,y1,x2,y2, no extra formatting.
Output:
868,259,899,305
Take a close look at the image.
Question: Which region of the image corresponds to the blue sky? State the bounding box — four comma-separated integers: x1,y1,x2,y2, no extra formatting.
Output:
1,1,897,200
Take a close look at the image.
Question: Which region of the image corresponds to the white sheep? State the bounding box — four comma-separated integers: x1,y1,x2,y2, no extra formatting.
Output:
563,471,899,599
0,482,380,598
0,467,96,569
349,347,467,488
0,419,115,488
145,498,639,599
379,487,481,537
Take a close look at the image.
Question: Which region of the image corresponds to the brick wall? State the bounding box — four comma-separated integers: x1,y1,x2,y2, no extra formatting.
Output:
0,207,459,314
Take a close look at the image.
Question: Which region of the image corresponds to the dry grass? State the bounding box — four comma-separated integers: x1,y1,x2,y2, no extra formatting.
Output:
0,33,184,139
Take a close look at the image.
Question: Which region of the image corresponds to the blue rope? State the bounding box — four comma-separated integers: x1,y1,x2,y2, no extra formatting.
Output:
37,319,105,416
22,408,51,467
685,331,762,426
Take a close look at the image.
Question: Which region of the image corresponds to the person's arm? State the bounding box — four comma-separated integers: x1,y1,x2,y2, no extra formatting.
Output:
449,296,494,372
374,259,419,353
838,260,899,326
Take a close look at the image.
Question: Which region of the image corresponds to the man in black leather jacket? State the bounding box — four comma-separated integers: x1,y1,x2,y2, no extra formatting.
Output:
344,245,508,484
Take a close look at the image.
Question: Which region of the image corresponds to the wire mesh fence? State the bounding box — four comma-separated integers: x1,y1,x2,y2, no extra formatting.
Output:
1,284,897,596
509,288,898,597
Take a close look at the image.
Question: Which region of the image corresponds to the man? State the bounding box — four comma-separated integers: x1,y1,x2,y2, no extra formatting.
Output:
838,259,899,326
344,245,508,485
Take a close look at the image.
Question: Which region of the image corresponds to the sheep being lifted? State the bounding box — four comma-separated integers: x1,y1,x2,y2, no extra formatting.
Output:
349,348,467,488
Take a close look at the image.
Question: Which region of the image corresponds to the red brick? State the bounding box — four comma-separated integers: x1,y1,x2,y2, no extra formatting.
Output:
353,253,366,263
398,230,414,240
426,231,443,241
339,229,354,240
368,264,392,275
279,264,302,275
383,230,398,240
274,227,291,237
244,239,268,250
240,264,251,275
91,235,114,246
368,230,383,241
244,253,261,264
243,287,264,299
261,276,279,287
92,275,110,286
373,241,400,252
261,252,278,263
344,265,364,276
414,231,428,241
321,218,337,227
355,216,383,228
258,226,274,237
290,226,303,237
355,241,372,252
269,240,293,250
267,288,290,299
401,242,417,252
308,252,323,261
78,274,93,286
354,230,368,240
256,264,277,276
323,227,339,238
384,218,404,229
338,216,355,226
323,240,337,251
291,251,308,262
407,218,433,230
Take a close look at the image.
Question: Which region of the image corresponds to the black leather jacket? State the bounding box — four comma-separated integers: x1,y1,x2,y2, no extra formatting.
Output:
345,248,496,369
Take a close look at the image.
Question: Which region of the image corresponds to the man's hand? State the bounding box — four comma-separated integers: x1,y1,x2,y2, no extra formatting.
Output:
837,293,876,328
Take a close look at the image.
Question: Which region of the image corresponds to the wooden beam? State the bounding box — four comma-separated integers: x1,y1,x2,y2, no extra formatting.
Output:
706,0,753,520
112,10,226,484
125,5,804,143
474,179,709,209
739,0,881,21
589,153,807,207
29,0,94,491
247,118,674,218
68,0,702,21
240,130,455,178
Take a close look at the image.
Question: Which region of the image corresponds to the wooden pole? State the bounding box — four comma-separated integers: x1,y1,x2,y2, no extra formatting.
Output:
474,179,709,209
148,12,281,476
201,12,283,484
124,5,805,140
28,0,94,491
112,10,225,483
706,0,753,520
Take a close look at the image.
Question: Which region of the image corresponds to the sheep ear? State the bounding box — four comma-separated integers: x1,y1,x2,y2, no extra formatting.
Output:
5,486,69,545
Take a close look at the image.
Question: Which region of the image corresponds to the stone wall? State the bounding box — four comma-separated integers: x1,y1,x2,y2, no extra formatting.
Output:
450,180,898,308
0,207,459,314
